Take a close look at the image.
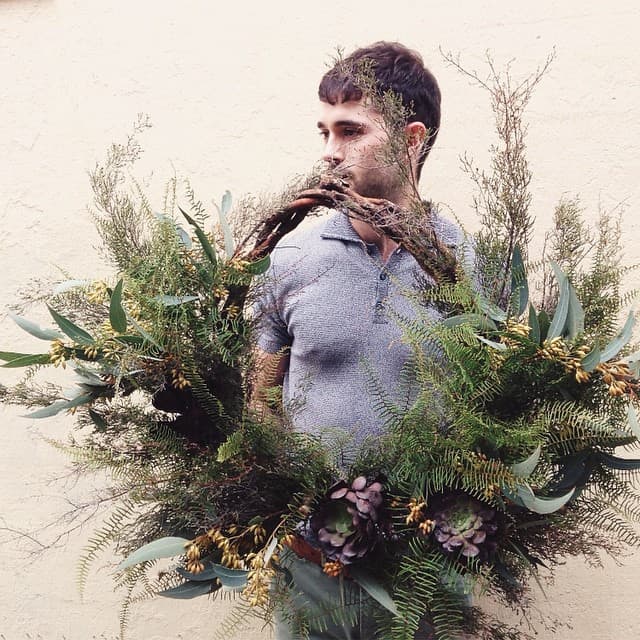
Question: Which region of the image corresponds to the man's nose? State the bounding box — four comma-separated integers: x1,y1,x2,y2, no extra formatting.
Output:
322,135,344,167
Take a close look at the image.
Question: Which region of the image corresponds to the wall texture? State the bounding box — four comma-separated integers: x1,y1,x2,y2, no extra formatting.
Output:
1,1,639,638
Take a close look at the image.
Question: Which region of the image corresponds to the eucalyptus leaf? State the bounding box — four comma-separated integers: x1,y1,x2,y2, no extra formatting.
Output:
210,563,249,588
175,225,192,248
158,580,214,599
179,206,218,266
550,263,584,340
24,392,94,419
546,263,570,340
599,311,636,363
109,279,128,333
176,564,221,582
118,536,190,570
510,445,541,478
475,334,507,351
476,295,507,323
516,484,575,515
245,255,271,276
128,316,162,350
598,452,640,472
349,566,399,616
537,309,551,342
581,342,601,373
528,304,540,345
53,279,91,294
566,283,585,340
8,312,63,341
263,536,279,565
0,352,51,369
154,295,199,307
510,246,529,317
215,190,235,259
47,306,95,345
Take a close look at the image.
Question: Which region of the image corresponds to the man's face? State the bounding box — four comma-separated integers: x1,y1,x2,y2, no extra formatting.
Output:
317,99,406,202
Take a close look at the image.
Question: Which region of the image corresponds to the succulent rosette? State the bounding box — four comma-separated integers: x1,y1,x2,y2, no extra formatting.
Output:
429,493,499,560
307,476,392,564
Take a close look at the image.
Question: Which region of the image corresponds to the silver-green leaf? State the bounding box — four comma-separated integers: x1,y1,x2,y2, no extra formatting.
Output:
8,312,63,341
118,536,190,570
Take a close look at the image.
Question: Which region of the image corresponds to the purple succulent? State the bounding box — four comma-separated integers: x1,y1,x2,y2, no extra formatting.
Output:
430,493,499,559
308,476,390,564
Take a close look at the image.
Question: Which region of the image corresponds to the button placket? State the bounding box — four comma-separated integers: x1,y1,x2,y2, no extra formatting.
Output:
374,267,390,324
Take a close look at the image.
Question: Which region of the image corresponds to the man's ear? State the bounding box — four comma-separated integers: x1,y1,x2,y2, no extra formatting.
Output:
405,121,427,154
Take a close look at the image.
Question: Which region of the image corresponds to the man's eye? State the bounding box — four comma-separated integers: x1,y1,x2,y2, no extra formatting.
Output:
343,128,361,137
318,130,329,140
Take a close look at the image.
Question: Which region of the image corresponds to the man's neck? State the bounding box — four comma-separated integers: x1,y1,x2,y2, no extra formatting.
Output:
349,190,417,263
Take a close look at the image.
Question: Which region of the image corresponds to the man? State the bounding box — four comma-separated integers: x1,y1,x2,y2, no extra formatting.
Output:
254,41,466,450
254,42,469,639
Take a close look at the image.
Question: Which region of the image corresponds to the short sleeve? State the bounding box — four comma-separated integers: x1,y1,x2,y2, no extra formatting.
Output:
252,254,292,354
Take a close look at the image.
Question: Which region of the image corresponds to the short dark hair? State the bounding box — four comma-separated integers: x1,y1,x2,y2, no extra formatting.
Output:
318,41,441,176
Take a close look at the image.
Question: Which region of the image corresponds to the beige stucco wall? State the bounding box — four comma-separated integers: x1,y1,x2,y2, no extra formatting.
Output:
1,1,639,638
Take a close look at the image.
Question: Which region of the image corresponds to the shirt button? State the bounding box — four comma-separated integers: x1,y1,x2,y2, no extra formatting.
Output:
379,272,387,280
375,301,384,310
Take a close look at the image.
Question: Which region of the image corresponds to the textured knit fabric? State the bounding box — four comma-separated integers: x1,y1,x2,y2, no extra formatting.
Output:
255,209,471,452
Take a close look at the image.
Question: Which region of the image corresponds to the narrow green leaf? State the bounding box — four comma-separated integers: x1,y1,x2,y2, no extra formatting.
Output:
599,311,636,363
263,536,279,565
2,353,52,368
598,452,640,472
47,306,95,345
349,566,399,616
581,342,601,372
528,304,540,345
8,312,63,341
158,580,214,599
510,445,541,478
566,283,585,340
109,279,127,333
128,316,162,350
510,246,529,316
0,351,41,362
547,263,570,339
476,295,507,322
215,190,235,259
245,254,271,276
24,392,94,419
53,279,91,294
176,564,221,582
179,206,218,266
537,309,551,342
118,536,190,570
210,563,249,588
550,261,584,340
516,484,575,515
154,294,199,306
475,334,507,351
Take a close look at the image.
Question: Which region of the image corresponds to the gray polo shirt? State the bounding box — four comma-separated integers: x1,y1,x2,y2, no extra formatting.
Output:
255,210,468,450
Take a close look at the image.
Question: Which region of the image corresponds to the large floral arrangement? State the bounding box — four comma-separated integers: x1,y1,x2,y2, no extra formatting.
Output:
2,63,639,640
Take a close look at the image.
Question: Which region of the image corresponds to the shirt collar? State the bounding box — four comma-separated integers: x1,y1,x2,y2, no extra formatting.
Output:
319,207,463,250
319,212,364,244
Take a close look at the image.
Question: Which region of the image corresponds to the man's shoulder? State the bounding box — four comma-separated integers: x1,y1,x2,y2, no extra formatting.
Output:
430,207,468,249
270,211,346,260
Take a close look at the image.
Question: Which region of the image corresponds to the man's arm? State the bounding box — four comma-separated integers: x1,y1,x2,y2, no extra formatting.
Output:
248,347,290,418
